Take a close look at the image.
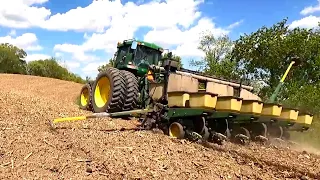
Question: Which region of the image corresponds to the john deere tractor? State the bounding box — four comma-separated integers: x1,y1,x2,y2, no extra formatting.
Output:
74,39,313,145
79,39,165,113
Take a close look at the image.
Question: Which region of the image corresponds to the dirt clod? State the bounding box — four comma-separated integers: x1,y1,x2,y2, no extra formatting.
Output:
0,74,320,179
86,167,93,173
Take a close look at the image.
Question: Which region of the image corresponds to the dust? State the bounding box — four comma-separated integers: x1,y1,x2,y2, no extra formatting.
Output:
290,142,320,156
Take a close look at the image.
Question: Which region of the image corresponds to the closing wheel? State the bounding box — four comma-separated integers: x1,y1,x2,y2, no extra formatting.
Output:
240,127,251,139
92,67,126,113
268,125,283,139
202,126,210,140
252,122,267,137
282,130,290,140
120,70,139,111
169,122,185,139
192,117,206,134
79,83,93,111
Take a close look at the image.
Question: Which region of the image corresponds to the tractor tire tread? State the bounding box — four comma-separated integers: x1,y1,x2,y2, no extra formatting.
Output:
87,82,93,111
92,67,126,113
79,83,93,111
120,70,139,111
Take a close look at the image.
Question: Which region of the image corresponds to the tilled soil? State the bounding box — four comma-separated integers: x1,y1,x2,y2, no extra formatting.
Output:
0,73,320,180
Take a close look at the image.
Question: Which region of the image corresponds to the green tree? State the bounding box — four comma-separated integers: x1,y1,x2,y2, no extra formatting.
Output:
98,58,114,72
0,43,27,74
85,76,93,82
28,58,85,83
231,18,320,113
190,31,240,81
0,42,85,84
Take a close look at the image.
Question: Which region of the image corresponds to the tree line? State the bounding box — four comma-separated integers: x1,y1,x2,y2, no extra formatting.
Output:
0,43,85,83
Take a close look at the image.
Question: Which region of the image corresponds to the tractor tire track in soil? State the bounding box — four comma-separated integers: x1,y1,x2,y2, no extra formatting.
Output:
0,74,319,180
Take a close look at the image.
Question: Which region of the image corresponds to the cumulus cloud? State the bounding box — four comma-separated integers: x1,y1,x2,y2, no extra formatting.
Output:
8,30,16,36
289,15,320,29
59,61,81,70
81,62,105,78
0,33,42,51
51,0,240,64
289,1,320,29
23,53,50,62
0,0,243,77
42,0,203,32
0,0,51,28
300,0,320,15
227,20,244,29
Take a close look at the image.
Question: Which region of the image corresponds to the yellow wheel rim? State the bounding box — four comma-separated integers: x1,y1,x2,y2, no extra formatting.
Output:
80,88,89,106
94,76,111,108
169,123,183,138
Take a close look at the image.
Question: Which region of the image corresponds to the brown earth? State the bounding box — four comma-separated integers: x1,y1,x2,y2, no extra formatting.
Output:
0,73,320,180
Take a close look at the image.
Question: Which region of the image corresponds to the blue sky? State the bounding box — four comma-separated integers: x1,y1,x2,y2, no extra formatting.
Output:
0,0,320,79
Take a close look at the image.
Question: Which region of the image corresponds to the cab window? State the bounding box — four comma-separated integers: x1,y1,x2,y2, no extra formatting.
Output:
116,45,130,62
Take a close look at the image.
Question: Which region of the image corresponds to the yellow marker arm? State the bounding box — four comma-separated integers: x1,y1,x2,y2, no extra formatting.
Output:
53,116,87,124
280,61,295,82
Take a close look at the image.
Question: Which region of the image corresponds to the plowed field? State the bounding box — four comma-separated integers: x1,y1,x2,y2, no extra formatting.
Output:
0,74,319,180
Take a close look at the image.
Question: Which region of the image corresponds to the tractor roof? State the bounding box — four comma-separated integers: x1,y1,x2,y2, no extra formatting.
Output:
117,39,164,52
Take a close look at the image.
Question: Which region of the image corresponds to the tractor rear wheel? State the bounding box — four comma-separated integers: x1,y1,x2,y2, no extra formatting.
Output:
92,67,126,113
79,83,93,111
120,70,139,111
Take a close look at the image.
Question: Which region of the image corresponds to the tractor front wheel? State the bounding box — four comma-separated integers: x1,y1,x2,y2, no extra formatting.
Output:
92,67,126,113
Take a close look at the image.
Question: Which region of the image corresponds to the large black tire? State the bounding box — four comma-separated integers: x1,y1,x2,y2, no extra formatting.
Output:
120,70,139,111
79,83,93,111
92,67,126,113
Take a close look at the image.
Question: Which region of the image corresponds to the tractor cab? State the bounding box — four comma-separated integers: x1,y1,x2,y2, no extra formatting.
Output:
114,39,164,76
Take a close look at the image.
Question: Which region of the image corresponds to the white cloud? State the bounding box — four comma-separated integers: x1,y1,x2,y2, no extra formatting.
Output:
59,61,81,70
289,15,320,29
0,0,242,76
0,0,204,32
54,52,63,58
51,0,236,62
144,17,230,57
8,30,16,36
288,1,320,29
0,33,42,51
53,43,101,62
23,53,50,62
227,20,244,29
81,62,105,78
42,0,202,32
23,0,48,6
300,0,320,15
0,0,51,28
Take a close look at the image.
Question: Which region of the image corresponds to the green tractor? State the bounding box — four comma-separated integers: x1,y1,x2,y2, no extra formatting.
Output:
79,39,167,113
